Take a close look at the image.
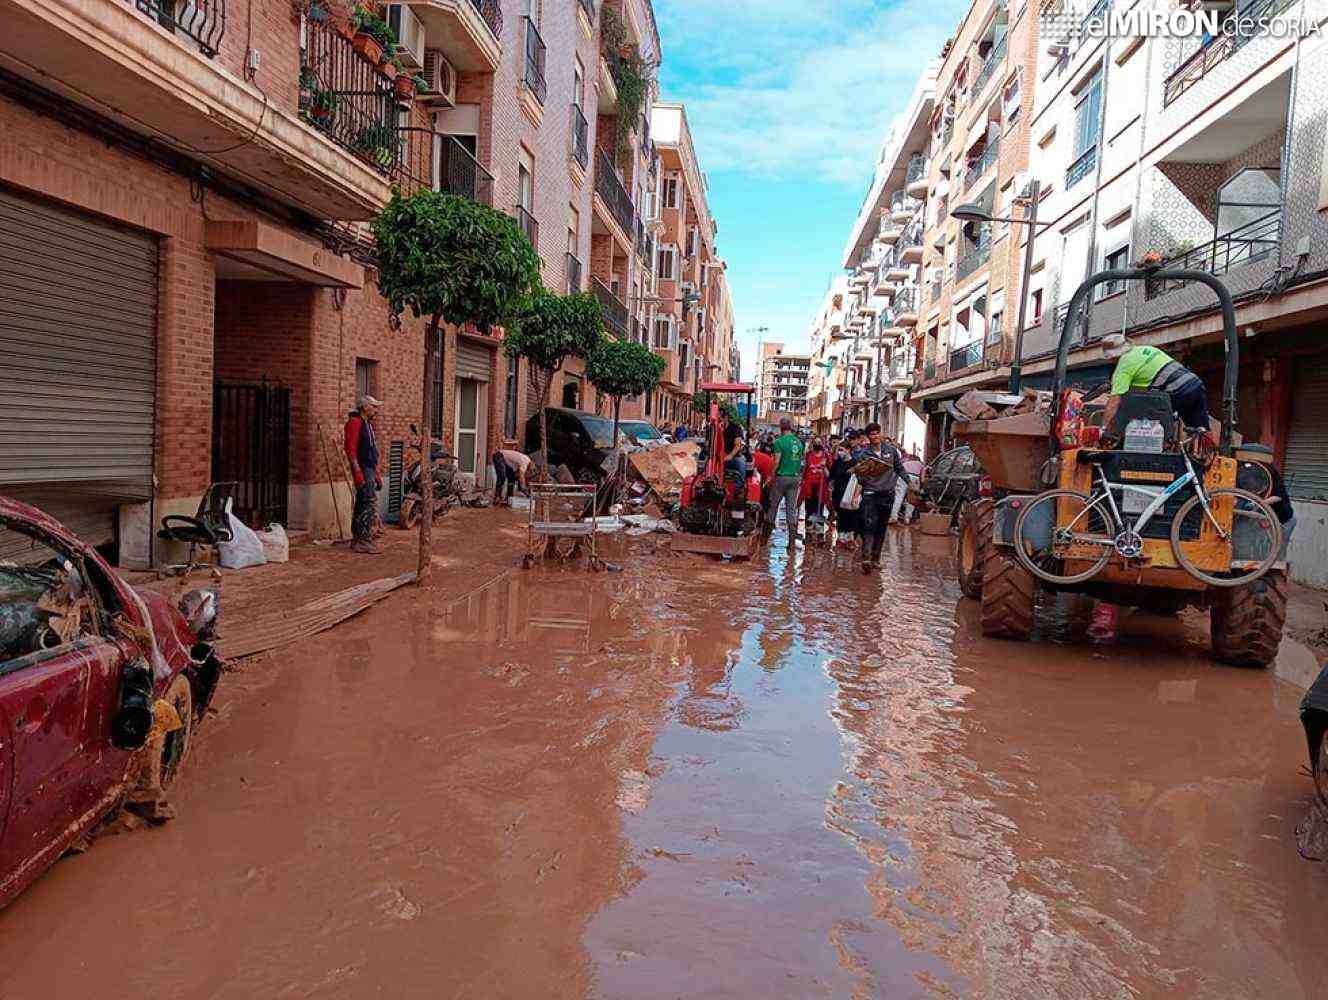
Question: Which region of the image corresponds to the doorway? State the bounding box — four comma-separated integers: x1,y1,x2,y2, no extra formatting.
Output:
455,379,487,488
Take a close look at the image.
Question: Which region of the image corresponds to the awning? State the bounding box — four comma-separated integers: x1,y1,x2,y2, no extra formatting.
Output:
206,220,364,287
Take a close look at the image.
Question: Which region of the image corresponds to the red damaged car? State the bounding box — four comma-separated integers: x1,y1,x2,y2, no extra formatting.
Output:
0,498,222,908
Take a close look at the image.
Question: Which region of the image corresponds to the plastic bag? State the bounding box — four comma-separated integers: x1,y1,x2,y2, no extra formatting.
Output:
218,500,268,570
256,523,289,563
841,474,862,511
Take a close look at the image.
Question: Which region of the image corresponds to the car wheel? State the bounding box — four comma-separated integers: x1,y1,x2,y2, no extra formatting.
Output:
128,673,195,808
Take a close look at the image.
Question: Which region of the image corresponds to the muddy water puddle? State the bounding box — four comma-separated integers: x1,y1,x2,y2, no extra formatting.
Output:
0,531,1324,998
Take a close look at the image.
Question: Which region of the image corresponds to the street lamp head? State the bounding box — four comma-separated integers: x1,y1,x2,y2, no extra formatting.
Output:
950,203,992,223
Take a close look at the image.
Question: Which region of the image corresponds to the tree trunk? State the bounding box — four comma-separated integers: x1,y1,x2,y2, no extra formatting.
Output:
612,396,621,450
417,317,440,584
534,362,560,480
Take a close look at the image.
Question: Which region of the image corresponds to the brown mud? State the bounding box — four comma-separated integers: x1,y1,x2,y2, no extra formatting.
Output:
0,522,1324,998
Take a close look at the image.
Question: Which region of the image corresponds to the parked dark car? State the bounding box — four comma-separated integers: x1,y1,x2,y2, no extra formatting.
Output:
524,407,619,480
0,497,222,909
920,445,989,516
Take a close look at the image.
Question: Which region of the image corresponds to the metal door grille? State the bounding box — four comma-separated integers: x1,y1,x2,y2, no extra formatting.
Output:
212,383,291,529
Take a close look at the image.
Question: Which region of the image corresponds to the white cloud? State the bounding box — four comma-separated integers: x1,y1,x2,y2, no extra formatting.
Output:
656,0,967,186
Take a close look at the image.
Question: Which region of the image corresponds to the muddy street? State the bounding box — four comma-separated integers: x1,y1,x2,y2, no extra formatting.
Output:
0,527,1324,999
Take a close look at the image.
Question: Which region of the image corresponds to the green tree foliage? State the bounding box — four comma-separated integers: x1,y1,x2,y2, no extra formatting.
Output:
692,393,739,423
505,291,605,469
586,338,666,445
600,5,652,161
371,189,540,581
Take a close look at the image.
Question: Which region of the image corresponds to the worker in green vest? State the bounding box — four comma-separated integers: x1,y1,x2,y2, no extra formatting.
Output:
1102,334,1210,433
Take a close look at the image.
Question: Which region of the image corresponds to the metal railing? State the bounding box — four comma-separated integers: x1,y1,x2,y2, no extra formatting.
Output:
890,190,920,217
955,231,991,281
905,153,928,188
964,137,1000,190
595,148,636,236
949,339,984,373
394,129,494,203
565,253,583,293
1052,301,1091,341
468,0,503,38
972,34,1008,98
894,286,918,315
1066,144,1096,190
133,0,225,56
514,204,539,249
592,277,629,339
1163,0,1294,106
1145,211,1282,299
570,103,589,170
523,17,547,106
300,18,402,177
924,360,936,381
901,217,925,251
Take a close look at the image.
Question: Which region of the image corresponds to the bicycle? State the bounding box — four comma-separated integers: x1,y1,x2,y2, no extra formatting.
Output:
1012,434,1282,589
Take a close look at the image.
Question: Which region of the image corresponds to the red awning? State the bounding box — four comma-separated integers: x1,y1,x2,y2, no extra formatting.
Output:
697,381,755,394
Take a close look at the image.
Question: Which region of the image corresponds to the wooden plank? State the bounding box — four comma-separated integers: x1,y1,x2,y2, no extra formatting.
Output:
670,532,761,558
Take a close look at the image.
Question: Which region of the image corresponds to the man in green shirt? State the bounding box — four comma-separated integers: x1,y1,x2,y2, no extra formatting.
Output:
767,418,806,546
1102,334,1210,432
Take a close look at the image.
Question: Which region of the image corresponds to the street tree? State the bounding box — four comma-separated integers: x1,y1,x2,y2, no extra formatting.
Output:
692,392,739,423
504,290,604,474
586,338,666,447
372,189,540,582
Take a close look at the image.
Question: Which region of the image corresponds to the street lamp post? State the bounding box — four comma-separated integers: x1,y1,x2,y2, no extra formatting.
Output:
951,180,1049,395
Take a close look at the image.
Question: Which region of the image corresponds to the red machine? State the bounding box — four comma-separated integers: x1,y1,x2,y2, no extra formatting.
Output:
675,382,764,559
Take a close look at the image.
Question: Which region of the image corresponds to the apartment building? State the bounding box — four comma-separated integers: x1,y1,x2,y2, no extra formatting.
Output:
807,277,851,435
839,65,938,450
648,101,731,427
0,0,668,566
756,344,811,423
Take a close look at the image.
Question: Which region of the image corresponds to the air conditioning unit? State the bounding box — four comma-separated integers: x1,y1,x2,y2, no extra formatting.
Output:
419,49,457,108
386,4,426,69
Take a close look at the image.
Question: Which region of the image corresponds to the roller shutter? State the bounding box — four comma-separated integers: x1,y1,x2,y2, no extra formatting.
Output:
0,186,158,511
456,337,493,381
1284,352,1328,502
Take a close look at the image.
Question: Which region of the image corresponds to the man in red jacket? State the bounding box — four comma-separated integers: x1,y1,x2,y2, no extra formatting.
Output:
344,395,383,554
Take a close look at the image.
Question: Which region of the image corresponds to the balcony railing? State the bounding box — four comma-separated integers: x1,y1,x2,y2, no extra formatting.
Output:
300,18,404,177
523,17,547,106
1163,0,1294,106
592,277,629,339
972,34,1008,98
955,233,991,281
577,0,597,26
393,129,494,203
890,191,920,217
570,103,589,170
1145,211,1282,299
595,149,636,237
1052,301,1091,342
1066,144,1096,190
894,286,918,315
949,339,984,373
515,204,539,249
965,138,1000,190
467,0,504,38
924,360,936,381
133,0,225,56
905,153,928,189
566,253,583,293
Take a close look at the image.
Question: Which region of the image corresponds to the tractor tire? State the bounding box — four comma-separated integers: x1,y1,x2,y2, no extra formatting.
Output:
1210,568,1287,669
980,536,1036,640
957,500,992,600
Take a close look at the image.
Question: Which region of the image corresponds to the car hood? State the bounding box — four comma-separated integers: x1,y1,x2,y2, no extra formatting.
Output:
133,586,197,681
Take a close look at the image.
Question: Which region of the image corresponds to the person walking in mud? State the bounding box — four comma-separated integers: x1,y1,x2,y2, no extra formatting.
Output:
344,395,383,554
854,422,907,574
768,417,806,546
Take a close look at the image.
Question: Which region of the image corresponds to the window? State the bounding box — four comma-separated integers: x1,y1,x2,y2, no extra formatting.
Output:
653,316,673,349
1003,76,1020,128
685,228,697,258
562,374,581,409
572,57,584,108
1030,287,1044,325
567,203,580,256
1069,68,1102,188
504,353,519,439
518,147,534,211
662,175,679,209
355,357,378,402
1099,244,1130,298
657,246,677,280
645,389,653,416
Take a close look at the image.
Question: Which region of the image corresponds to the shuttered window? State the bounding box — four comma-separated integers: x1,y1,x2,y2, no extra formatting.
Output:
1285,352,1328,502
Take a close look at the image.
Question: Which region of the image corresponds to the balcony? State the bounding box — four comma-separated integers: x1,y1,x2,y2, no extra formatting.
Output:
899,220,925,265
566,253,583,293
955,234,991,282
905,153,929,196
406,0,502,72
878,217,903,243
894,287,919,326
570,103,590,170
4,0,399,219
971,34,1008,100
522,16,547,106
924,360,936,381
1163,0,1294,106
890,191,920,222
594,149,636,240
1145,211,1282,300
592,277,629,339
1066,145,1096,191
948,340,984,374
514,204,539,249
393,129,494,202
964,138,1000,190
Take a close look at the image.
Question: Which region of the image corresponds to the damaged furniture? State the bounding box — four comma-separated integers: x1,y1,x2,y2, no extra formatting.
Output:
157,481,236,575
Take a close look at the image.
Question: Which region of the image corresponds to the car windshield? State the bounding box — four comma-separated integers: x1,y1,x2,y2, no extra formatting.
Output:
577,414,617,447
621,422,663,441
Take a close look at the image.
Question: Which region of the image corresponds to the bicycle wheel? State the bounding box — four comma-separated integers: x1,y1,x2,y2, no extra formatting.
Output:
1170,487,1282,588
1013,489,1114,585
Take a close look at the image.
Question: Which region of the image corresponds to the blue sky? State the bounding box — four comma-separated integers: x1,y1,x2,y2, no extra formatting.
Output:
653,0,967,380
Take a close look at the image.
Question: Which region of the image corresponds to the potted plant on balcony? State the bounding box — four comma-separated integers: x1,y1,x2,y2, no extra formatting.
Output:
309,87,338,125
351,6,394,67
352,124,397,169
394,66,417,102
307,0,330,23
332,1,359,40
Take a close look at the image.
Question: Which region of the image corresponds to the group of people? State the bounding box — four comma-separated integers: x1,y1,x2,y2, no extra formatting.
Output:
740,415,921,574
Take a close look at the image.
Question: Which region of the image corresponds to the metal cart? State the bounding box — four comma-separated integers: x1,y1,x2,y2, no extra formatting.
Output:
523,482,604,570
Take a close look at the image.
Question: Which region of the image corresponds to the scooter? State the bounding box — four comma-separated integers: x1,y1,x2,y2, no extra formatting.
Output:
398,424,464,529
